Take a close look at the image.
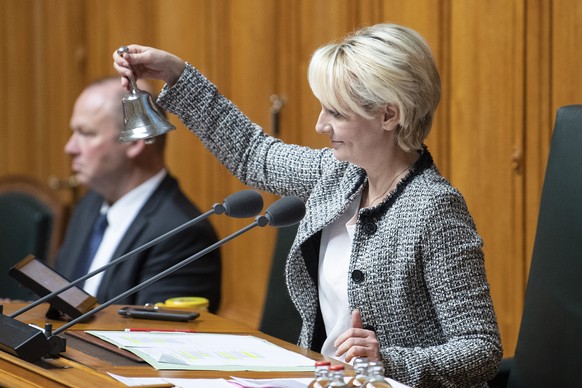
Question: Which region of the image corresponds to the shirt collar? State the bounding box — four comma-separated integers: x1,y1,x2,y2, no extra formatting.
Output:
101,169,167,225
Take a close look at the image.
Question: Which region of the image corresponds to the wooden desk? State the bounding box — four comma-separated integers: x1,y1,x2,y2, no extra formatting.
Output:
1,303,338,387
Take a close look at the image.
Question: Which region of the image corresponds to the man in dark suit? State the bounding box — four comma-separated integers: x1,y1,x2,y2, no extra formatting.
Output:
54,77,221,312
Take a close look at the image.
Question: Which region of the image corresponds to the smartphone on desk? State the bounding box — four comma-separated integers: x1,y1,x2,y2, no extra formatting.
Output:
118,306,199,322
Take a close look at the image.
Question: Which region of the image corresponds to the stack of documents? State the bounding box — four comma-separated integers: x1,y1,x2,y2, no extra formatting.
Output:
86,331,315,372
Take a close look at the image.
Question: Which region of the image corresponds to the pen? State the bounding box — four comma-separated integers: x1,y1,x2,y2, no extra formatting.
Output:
124,328,197,333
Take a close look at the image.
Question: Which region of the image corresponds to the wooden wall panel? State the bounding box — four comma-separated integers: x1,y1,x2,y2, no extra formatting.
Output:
84,0,157,78
0,0,84,205
449,0,526,355
552,0,582,111
524,0,552,279
154,0,229,209
0,1,12,173
37,1,86,187
2,1,41,175
273,0,302,146
0,2,5,171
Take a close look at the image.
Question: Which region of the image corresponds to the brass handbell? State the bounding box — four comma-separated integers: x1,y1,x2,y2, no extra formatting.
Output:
117,46,175,143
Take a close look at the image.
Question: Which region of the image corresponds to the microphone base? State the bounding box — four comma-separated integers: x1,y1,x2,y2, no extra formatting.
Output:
0,311,66,362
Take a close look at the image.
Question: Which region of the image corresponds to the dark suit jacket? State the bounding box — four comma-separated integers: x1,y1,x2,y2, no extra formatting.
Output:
54,173,221,312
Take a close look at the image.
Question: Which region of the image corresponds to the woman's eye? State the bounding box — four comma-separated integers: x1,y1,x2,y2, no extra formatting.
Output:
327,109,341,118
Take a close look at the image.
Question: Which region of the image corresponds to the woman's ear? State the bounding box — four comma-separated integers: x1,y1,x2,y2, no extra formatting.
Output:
383,104,400,131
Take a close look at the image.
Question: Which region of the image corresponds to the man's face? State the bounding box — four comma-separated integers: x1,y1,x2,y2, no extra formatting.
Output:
65,84,129,193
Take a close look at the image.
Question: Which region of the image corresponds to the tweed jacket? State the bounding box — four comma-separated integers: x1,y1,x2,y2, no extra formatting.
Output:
158,64,502,388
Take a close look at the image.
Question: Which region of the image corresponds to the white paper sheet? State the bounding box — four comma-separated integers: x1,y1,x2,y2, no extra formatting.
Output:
88,331,314,371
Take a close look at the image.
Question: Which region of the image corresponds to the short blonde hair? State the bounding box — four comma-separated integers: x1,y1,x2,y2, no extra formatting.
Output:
308,23,441,152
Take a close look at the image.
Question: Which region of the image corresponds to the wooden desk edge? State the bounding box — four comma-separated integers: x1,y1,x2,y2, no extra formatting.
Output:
1,303,347,386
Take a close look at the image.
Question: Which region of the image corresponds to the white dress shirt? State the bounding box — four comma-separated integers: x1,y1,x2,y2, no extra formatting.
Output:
83,170,166,296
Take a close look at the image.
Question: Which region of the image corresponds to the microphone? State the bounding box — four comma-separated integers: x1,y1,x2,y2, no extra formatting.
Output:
8,189,263,320
263,195,306,227
52,195,305,336
215,189,264,218
0,190,264,362
0,195,305,362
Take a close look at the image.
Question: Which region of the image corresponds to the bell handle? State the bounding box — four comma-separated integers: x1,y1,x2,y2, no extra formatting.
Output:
117,46,140,93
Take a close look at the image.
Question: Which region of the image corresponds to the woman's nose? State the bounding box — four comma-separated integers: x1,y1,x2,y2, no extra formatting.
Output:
315,112,330,134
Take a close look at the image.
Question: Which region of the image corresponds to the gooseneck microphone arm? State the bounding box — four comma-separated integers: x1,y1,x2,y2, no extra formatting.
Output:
53,195,306,335
0,195,304,362
54,220,256,334
9,190,263,319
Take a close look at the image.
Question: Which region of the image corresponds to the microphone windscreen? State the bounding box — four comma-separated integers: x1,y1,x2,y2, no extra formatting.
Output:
223,190,264,218
265,196,306,227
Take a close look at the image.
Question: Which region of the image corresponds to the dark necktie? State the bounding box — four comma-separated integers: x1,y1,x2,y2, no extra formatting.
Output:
73,211,108,285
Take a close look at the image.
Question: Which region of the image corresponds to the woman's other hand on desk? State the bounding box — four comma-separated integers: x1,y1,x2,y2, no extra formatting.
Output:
334,309,380,363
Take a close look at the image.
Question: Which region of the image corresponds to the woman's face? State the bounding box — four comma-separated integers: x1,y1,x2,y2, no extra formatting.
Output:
315,104,396,168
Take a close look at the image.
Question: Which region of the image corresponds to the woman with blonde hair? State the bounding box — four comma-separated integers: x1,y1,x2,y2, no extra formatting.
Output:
113,23,501,387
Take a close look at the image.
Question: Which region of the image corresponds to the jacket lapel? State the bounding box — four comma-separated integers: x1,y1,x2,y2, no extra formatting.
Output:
96,174,174,299
59,194,103,280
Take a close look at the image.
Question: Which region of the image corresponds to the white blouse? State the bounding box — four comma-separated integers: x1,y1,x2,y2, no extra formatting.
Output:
318,192,360,361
